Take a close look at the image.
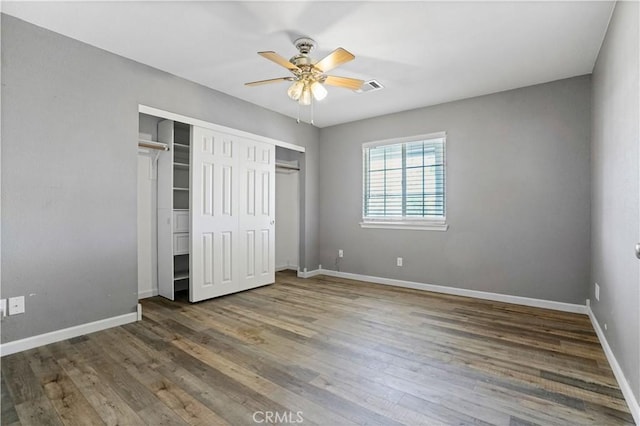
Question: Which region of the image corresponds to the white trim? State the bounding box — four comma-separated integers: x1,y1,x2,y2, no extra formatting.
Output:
297,269,322,279
138,105,305,153
362,131,447,149
138,289,158,299
276,265,299,272
0,312,138,357
360,221,449,231
313,269,588,314
587,306,640,424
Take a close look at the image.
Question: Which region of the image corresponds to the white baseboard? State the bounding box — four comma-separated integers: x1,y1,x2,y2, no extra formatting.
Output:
314,269,588,314
297,269,322,279
138,288,159,299
0,312,138,357
276,265,299,272
588,306,640,424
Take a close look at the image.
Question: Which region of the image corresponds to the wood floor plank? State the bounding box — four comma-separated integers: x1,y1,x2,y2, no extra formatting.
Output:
153,361,269,425
167,335,353,425
52,344,147,426
147,378,230,426
1,271,633,425
13,396,63,426
26,347,105,426
1,352,45,405
1,373,21,425
136,402,190,426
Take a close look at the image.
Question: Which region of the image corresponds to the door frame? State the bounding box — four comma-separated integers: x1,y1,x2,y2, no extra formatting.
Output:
138,105,306,154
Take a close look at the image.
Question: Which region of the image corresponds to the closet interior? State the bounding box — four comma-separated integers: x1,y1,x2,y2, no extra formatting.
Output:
275,147,302,272
157,120,192,299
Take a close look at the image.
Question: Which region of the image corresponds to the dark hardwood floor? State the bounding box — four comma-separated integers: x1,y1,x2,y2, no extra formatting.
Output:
1,271,634,425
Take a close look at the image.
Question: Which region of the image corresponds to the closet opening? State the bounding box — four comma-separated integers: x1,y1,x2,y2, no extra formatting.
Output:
275,147,302,275
137,104,306,303
137,113,192,301
137,113,163,300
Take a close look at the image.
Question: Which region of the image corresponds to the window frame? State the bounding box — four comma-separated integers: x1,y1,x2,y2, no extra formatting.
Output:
360,132,448,231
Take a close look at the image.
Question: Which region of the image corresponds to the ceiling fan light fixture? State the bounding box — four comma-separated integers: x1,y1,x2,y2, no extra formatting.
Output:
310,81,328,101
299,83,312,106
287,80,304,101
247,38,364,123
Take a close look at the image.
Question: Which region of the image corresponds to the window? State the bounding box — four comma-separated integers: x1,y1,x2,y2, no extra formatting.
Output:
362,133,447,231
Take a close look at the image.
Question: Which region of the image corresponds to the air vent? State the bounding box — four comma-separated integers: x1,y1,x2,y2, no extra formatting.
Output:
355,79,384,93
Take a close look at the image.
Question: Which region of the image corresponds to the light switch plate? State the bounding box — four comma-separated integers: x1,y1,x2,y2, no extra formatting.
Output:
9,296,25,315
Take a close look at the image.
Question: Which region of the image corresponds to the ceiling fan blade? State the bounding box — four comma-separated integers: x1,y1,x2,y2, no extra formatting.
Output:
313,48,355,73
245,77,294,87
323,75,364,90
258,51,299,72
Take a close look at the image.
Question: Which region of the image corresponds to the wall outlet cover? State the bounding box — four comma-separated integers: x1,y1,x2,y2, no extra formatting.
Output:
595,282,600,301
8,296,25,315
397,257,403,267
338,249,344,258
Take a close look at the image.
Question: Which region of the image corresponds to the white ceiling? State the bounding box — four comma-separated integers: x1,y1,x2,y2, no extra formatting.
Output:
3,1,614,128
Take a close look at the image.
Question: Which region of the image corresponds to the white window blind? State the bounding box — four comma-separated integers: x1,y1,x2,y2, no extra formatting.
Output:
362,134,446,229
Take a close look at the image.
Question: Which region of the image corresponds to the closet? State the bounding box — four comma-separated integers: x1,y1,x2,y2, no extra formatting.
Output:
157,120,191,299
275,154,300,271
137,114,164,299
153,119,276,302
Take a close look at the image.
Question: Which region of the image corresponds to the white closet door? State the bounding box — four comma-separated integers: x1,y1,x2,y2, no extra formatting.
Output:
238,140,275,289
190,127,239,302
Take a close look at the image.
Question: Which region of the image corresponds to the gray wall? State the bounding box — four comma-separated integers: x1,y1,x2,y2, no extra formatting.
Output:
591,1,640,402
0,14,320,343
319,76,591,304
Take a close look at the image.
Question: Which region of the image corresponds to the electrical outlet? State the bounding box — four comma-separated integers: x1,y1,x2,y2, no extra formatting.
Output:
338,249,344,258
595,283,600,301
8,296,25,315
0,299,6,317
397,257,403,267
604,323,608,331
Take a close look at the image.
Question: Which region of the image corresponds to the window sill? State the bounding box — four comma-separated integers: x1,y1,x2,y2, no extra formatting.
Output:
359,221,449,231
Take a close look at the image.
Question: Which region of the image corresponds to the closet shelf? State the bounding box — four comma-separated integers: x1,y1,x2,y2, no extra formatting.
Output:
174,162,190,168
173,187,189,191
174,143,190,150
174,271,189,280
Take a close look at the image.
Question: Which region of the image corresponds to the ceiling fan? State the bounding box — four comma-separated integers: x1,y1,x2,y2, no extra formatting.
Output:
245,37,364,106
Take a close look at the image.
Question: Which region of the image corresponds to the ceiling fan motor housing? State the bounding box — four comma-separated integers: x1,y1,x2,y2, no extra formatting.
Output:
290,55,314,68
291,37,317,70
294,37,316,54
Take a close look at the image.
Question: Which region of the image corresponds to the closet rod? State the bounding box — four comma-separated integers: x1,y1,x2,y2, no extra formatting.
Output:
275,163,300,171
138,140,169,151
